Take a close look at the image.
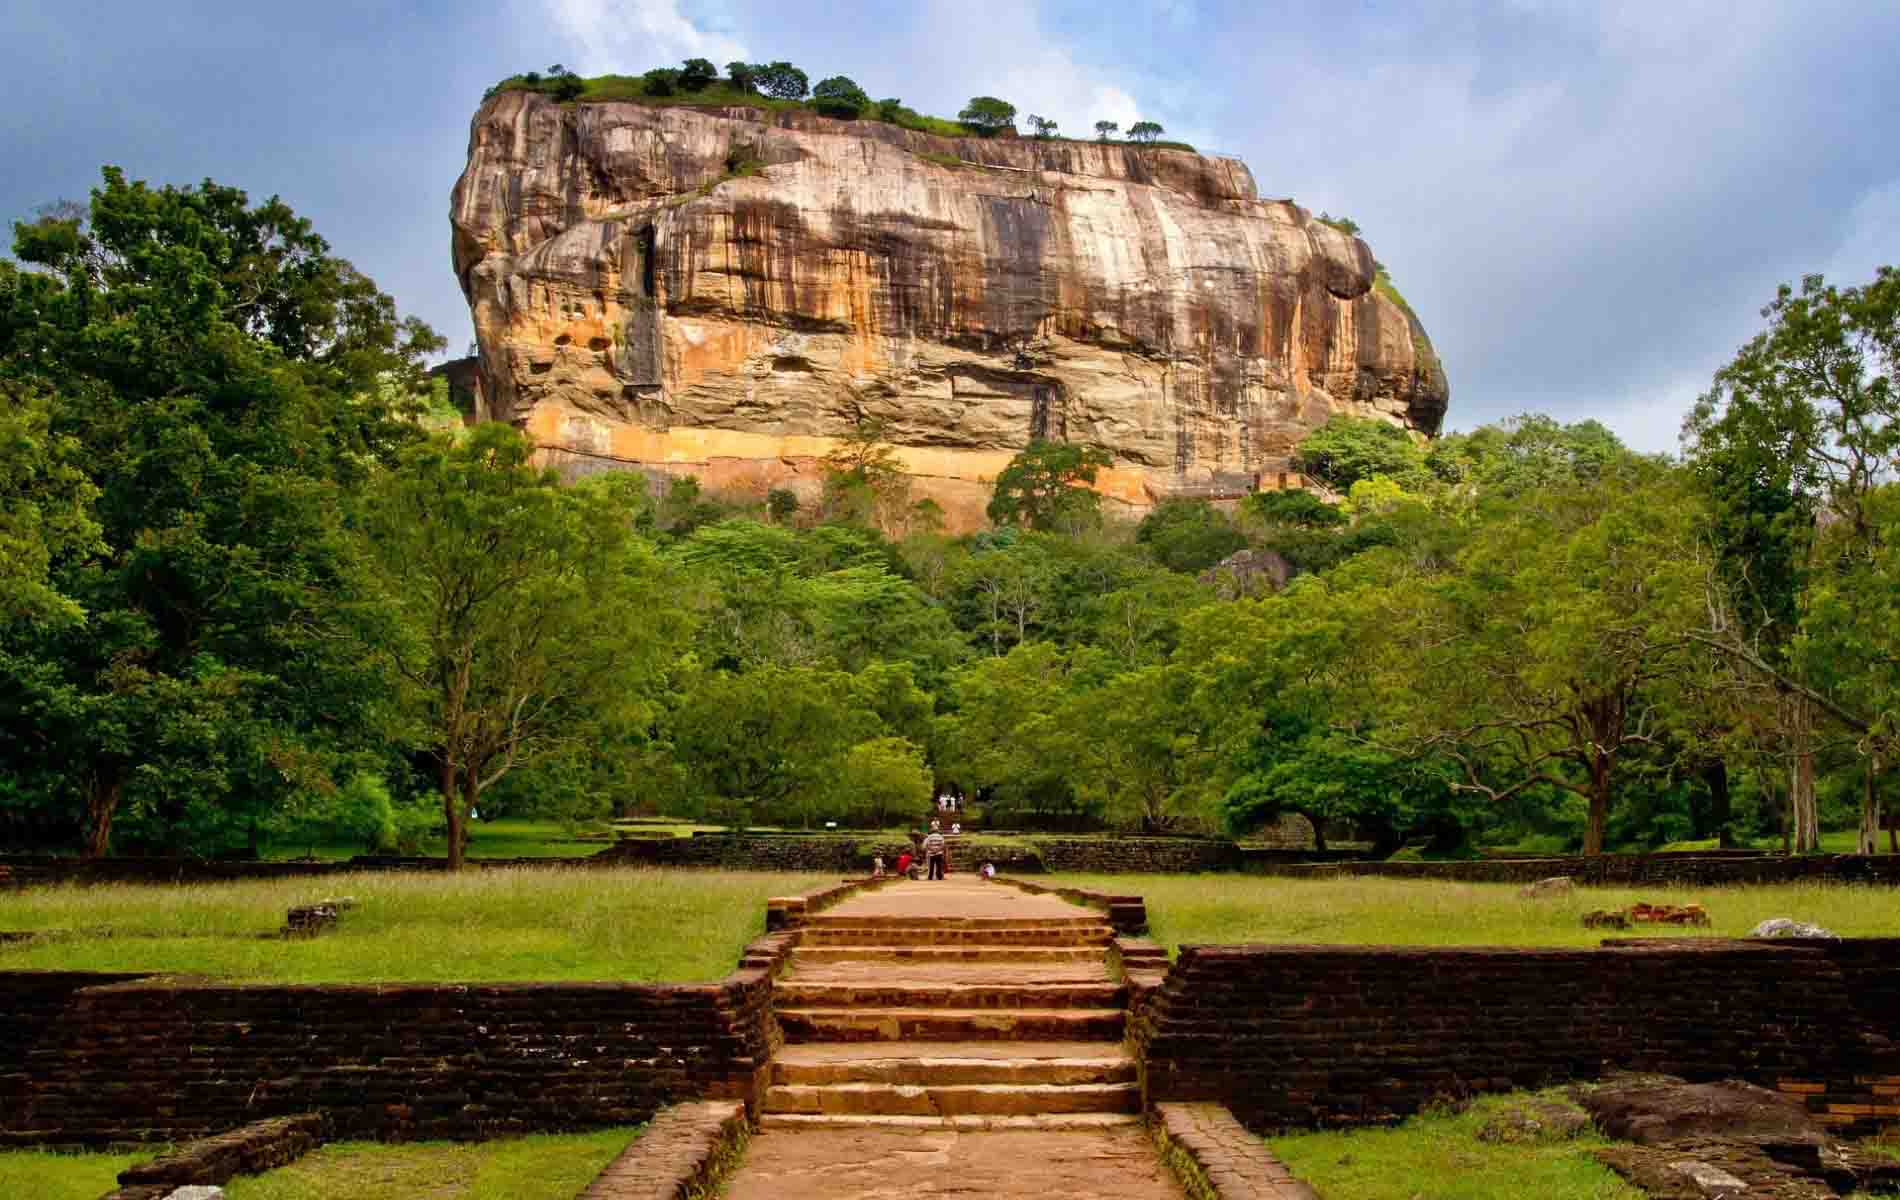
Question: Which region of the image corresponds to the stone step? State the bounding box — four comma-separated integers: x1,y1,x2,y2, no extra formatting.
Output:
797,926,1113,947
757,1112,1145,1132
789,946,1107,965
801,914,1106,930
773,981,1127,1010
763,1081,1141,1118
772,1043,1137,1088
776,1006,1126,1043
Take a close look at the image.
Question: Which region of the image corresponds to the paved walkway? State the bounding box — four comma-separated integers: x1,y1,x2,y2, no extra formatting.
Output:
823,876,1092,921
723,1126,1187,1200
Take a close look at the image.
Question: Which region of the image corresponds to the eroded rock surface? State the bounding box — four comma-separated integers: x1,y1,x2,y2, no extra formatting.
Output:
451,94,1449,528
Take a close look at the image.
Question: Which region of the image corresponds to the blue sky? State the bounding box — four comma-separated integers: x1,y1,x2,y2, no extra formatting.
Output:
3,0,1895,451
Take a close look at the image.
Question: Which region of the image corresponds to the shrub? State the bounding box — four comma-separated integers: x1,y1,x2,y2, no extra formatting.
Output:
726,61,757,92
959,96,1017,136
1317,212,1361,236
679,57,717,91
1135,499,1249,573
812,75,870,119
767,488,799,522
876,97,904,120
1246,489,1347,529
642,67,681,97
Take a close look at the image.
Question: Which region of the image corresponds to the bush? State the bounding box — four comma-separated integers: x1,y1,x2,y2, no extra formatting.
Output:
767,488,799,522
726,62,757,93
679,57,717,91
642,67,681,97
1135,499,1249,573
1246,489,1347,529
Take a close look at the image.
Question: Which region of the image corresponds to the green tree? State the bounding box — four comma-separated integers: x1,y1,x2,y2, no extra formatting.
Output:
642,68,682,97
756,61,809,100
837,736,933,828
547,64,584,102
820,416,910,530
812,76,870,119
679,58,717,91
986,441,1113,532
959,96,1017,135
726,62,758,93
1094,121,1119,141
1135,498,1248,573
0,168,441,855
348,425,685,869
0,383,99,623
1293,415,1427,492
1684,267,1900,851
1127,120,1165,143
1027,115,1059,139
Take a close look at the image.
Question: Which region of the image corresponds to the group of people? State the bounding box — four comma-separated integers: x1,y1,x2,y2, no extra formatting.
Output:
874,816,994,882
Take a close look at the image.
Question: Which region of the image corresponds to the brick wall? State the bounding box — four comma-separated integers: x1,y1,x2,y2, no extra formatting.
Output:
0,954,790,1145
1138,937,1900,1132
1248,853,1900,886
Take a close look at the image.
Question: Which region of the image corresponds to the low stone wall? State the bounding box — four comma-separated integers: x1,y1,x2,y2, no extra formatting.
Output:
1138,937,1900,1133
105,1114,322,1199
1000,878,1148,934
1250,853,1900,886
577,1100,747,1200
0,942,796,1145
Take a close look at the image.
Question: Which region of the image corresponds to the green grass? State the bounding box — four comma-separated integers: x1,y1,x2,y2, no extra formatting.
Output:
1270,1091,1642,1200
223,1129,637,1200
1048,873,1900,951
0,868,824,982
0,1148,154,1200
260,818,610,863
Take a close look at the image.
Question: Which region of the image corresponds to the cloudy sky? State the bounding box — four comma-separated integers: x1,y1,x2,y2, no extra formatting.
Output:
3,0,1894,452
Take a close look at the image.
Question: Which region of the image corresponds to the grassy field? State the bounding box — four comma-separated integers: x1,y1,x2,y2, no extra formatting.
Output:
260,817,611,862
1270,1091,1641,1200
221,1130,636,1200
0,868,824,982
1049,873,1900,951
0,1148,154,1200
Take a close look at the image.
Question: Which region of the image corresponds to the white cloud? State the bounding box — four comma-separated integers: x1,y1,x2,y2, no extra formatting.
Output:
543,0,748,76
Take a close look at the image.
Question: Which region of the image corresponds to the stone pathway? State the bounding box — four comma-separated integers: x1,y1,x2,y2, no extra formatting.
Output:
725,1125,1186,1199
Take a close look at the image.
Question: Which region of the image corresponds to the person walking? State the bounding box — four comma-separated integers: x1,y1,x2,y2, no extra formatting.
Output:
923,826,948,880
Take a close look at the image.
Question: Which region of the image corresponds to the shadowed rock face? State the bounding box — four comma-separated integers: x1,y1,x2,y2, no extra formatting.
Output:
451,92,1450,528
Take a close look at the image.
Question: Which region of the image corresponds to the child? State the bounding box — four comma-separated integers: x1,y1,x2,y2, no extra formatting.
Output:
980,862,996,880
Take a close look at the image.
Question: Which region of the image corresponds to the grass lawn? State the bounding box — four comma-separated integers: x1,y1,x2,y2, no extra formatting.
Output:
222,1129,636,1200
0,868,825,982
0,1147,153,1200
1048,873,1900,951
260,817,610,862
1270,1091,1641,1200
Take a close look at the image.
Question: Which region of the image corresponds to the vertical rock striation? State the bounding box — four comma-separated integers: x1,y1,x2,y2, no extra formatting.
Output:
451,91,1449,527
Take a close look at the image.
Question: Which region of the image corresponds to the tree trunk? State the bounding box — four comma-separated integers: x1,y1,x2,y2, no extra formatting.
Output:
83,768,123,859
441,758,465,872
1703,758,1734,848
1300,810,1327,853
1790,702,1820,853
1583,752,1611,857
460,769,481,867
1858,756,1881,856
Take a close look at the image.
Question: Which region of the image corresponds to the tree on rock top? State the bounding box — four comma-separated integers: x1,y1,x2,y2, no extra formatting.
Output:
960,96,1017,136
986,440,1113,532
678,58,717,91
812,76,870,119
1128,120,1165,143
756,61,809,100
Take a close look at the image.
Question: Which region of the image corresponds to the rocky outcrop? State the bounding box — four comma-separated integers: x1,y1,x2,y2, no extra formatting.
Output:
451,92,1449,528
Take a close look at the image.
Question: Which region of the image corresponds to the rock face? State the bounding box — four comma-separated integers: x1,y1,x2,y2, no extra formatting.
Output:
451,92,1450,528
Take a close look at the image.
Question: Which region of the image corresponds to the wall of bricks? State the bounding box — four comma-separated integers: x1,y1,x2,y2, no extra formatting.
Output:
0,965,783,1146
1250,853,1900,886
1138,937,1900,1132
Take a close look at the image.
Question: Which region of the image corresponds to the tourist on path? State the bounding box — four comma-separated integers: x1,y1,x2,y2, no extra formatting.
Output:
923,827,948,880
895,849,913,879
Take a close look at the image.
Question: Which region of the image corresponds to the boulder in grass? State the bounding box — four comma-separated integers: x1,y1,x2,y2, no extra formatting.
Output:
1583,909,1631,929
1518,876,1575,899
1629,902,1711,927
1749,917,1836,940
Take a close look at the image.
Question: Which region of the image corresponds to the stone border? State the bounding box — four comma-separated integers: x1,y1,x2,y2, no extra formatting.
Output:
576,1100,748,1199
101,1114,322,1199
996,877,1148,934
765,876,899,932
1153,1103,1320,1199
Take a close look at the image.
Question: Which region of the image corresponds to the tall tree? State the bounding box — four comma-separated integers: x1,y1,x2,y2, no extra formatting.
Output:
986,441,1113,532
0,168,440,855
349,425,684,869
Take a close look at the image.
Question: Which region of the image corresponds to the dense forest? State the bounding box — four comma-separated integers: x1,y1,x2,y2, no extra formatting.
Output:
2,170,1896,864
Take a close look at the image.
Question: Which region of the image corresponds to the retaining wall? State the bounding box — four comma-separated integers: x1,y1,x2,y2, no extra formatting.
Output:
1137,937,1900,1134
1250,853,1900,886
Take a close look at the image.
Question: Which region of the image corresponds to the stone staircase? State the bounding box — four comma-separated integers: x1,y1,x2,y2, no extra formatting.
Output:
761,881,1141,1130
